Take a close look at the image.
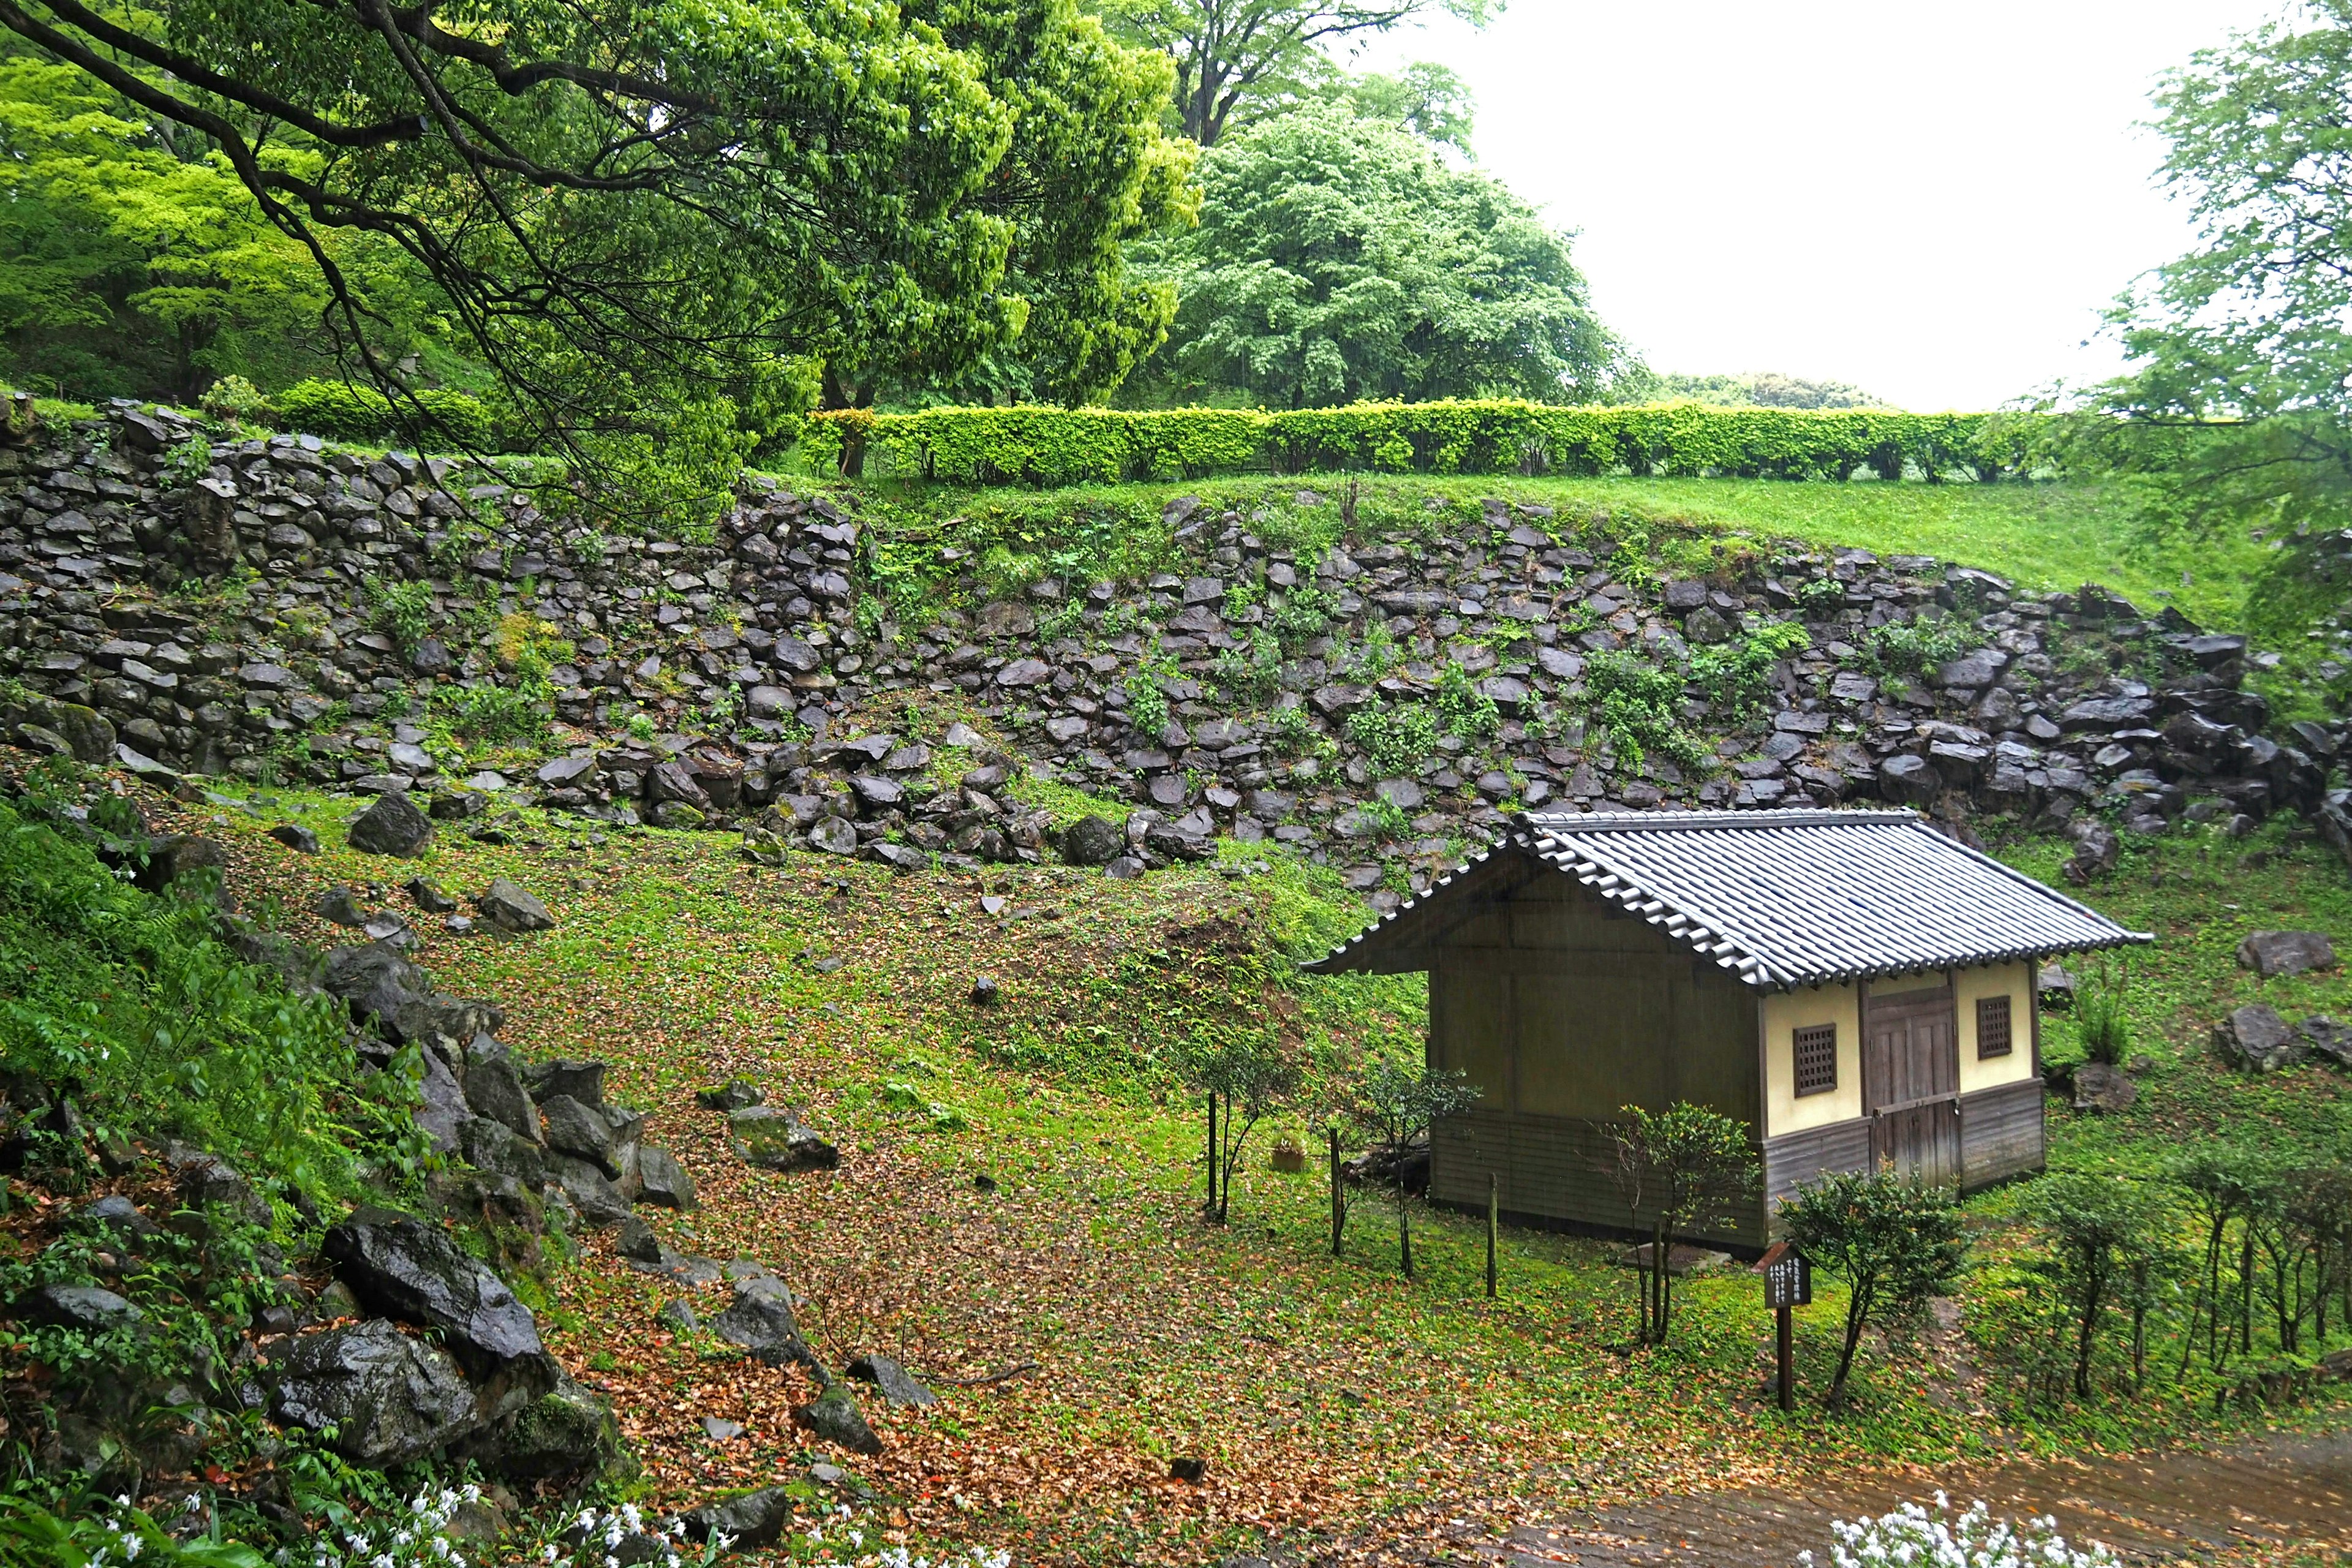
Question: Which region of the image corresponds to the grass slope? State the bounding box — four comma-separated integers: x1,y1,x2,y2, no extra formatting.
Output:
176,782,2352,1566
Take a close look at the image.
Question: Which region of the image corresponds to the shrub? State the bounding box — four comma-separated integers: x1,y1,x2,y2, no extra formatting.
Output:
197,374,271,428
1211,627,1283,706
162,434,213,488
807,400,2040,486
1779,1169,1968,1407
1346,701,1438,776
363,578,435,655
433,681,546,745
2071,964,2132,1066
1585,650,1708,771
1268,579,1338,644
1434,659,1499,741
0,799,407,1198
1123,649,1175,738
1688,619,1809,720
1267,703,1319,758
274,378,496,450
1864,613,1979,677
2021,1173,2175,1400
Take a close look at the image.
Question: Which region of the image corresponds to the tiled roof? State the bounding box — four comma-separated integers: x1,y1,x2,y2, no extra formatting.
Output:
1303,808,2149,989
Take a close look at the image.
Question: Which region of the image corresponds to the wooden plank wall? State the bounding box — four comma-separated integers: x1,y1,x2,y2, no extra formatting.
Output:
1760,1118,1873,1223
1433,1109,1767,1249
1958,1078,2046,1191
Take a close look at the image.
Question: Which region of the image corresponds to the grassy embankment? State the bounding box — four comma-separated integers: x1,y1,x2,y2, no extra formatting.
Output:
173,772,2350,1566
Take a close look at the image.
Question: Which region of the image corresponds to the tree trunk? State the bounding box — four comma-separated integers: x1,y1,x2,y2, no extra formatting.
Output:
2240,1223,2256,1354
1398,1198,1412,1281
1329,1126,1346,1256
1828,1289,1871,1409
1204,1093,1218,1221
2073,1253,2105,1400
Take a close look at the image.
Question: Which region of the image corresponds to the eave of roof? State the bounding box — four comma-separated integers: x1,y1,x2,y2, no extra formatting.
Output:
1300,807,2152,988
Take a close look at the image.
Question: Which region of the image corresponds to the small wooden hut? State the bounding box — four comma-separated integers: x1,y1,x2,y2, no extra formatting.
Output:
1303,809,2149,1248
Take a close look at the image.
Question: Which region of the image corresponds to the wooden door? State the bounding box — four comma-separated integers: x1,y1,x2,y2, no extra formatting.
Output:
1863,984,1960,1186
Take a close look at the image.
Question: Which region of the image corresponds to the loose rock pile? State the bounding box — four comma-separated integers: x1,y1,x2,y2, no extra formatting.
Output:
4,405,2346,910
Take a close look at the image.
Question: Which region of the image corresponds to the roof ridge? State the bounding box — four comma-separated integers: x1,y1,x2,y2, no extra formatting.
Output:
1515,807,1918,834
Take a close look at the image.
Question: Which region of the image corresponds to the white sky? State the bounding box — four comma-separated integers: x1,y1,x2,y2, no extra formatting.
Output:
1348,1,2293,409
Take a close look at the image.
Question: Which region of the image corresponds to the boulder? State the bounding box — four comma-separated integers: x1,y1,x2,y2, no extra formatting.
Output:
546,1153,632,1227
846,1353,937,1408
269,823,321,854
681,1487,796,1550
809,816,858,856
347,792,434,856
524,1058,606,1108
636,1147,698,1211
2236,930,2337,979
695,1080,764,1112
17,1283,143,1333
1058,815,1123,867
729,1106,839,1172
538,1093,617,1175
2062,821,2119,884
322,1208,556,1414
405,876,460,913
710,1276,810,1368
2299,1016,2352,1071
2070,1061,2138,1114
454,1373,631,1486
463,1039,541,1143
794,1383,883,1455
2214,1005,2302,1072
476,878,554,933
312,885,370,927
417,1047,471,1154
1876,753,1939,806
42,702,115,764
268,1320,478,1466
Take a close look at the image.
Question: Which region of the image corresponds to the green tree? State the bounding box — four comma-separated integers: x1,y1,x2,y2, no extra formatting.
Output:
1134,101,1628,408
1642,371,1888,410
1094,0,1501,148
1610,1101,1757,1346
1332,61,1476,157
1778,1169,1968,1408
823,0,1199,411
2080,4,2352,594
2022,1174,2173,1401
0,47,338,400
0,0,1167,512
1350,1058,1477,1280
1175,1024,1299,1224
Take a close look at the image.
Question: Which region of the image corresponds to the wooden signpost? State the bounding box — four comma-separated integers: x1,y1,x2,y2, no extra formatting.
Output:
1752,1242,1811,1411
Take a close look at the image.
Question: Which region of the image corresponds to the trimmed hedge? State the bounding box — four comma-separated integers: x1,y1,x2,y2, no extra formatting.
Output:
273,378,496,450
802,399,2042,486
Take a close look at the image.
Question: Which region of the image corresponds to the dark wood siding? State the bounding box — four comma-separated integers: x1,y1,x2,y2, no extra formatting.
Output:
1958,1078,2045,1191
1761,1117,1874,1228
1433,1109,1765,1249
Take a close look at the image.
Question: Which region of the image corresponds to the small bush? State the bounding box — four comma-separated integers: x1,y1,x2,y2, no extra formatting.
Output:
2073,965,2132,1066
434,681,546,745
1269,580,1338,644
1212,627,1283,706
1585,650,1707,771
274,378,495,449
198,373,271,428
161,434,213,488
364,578,435,656
1434,659,1500,741
1346,701,1439,776
1806,1496,2120,1568
1267,703,1319,758
1688,619,1809,720
1123,650,1175,739
1865,613,1979,677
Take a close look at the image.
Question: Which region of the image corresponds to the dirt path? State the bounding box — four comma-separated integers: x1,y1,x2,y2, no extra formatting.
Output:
1465,1428,2352,1566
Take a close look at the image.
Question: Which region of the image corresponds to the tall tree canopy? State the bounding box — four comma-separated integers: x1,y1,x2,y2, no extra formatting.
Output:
1094,0,1498,146
2091,2,2352,547
0,0,1181,508
1133,100,1628,409
831,0,1197,410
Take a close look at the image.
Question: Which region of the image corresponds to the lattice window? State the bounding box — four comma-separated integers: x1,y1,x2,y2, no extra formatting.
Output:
1793,1023,1838,1096
1978,994,2013,1059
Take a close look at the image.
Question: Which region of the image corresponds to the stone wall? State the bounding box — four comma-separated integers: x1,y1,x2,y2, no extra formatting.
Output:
2,402,2345,906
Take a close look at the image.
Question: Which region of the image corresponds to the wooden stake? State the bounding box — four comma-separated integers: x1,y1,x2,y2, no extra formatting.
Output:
1776,1305,1793,1412
1329,1125,1344,1256
1485,1173,1499,1299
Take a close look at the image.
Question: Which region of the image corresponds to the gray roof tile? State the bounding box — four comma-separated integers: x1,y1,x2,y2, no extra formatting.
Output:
1305,808,2149,988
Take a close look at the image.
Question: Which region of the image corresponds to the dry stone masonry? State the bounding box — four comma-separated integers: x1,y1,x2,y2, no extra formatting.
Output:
4,402,2349,910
